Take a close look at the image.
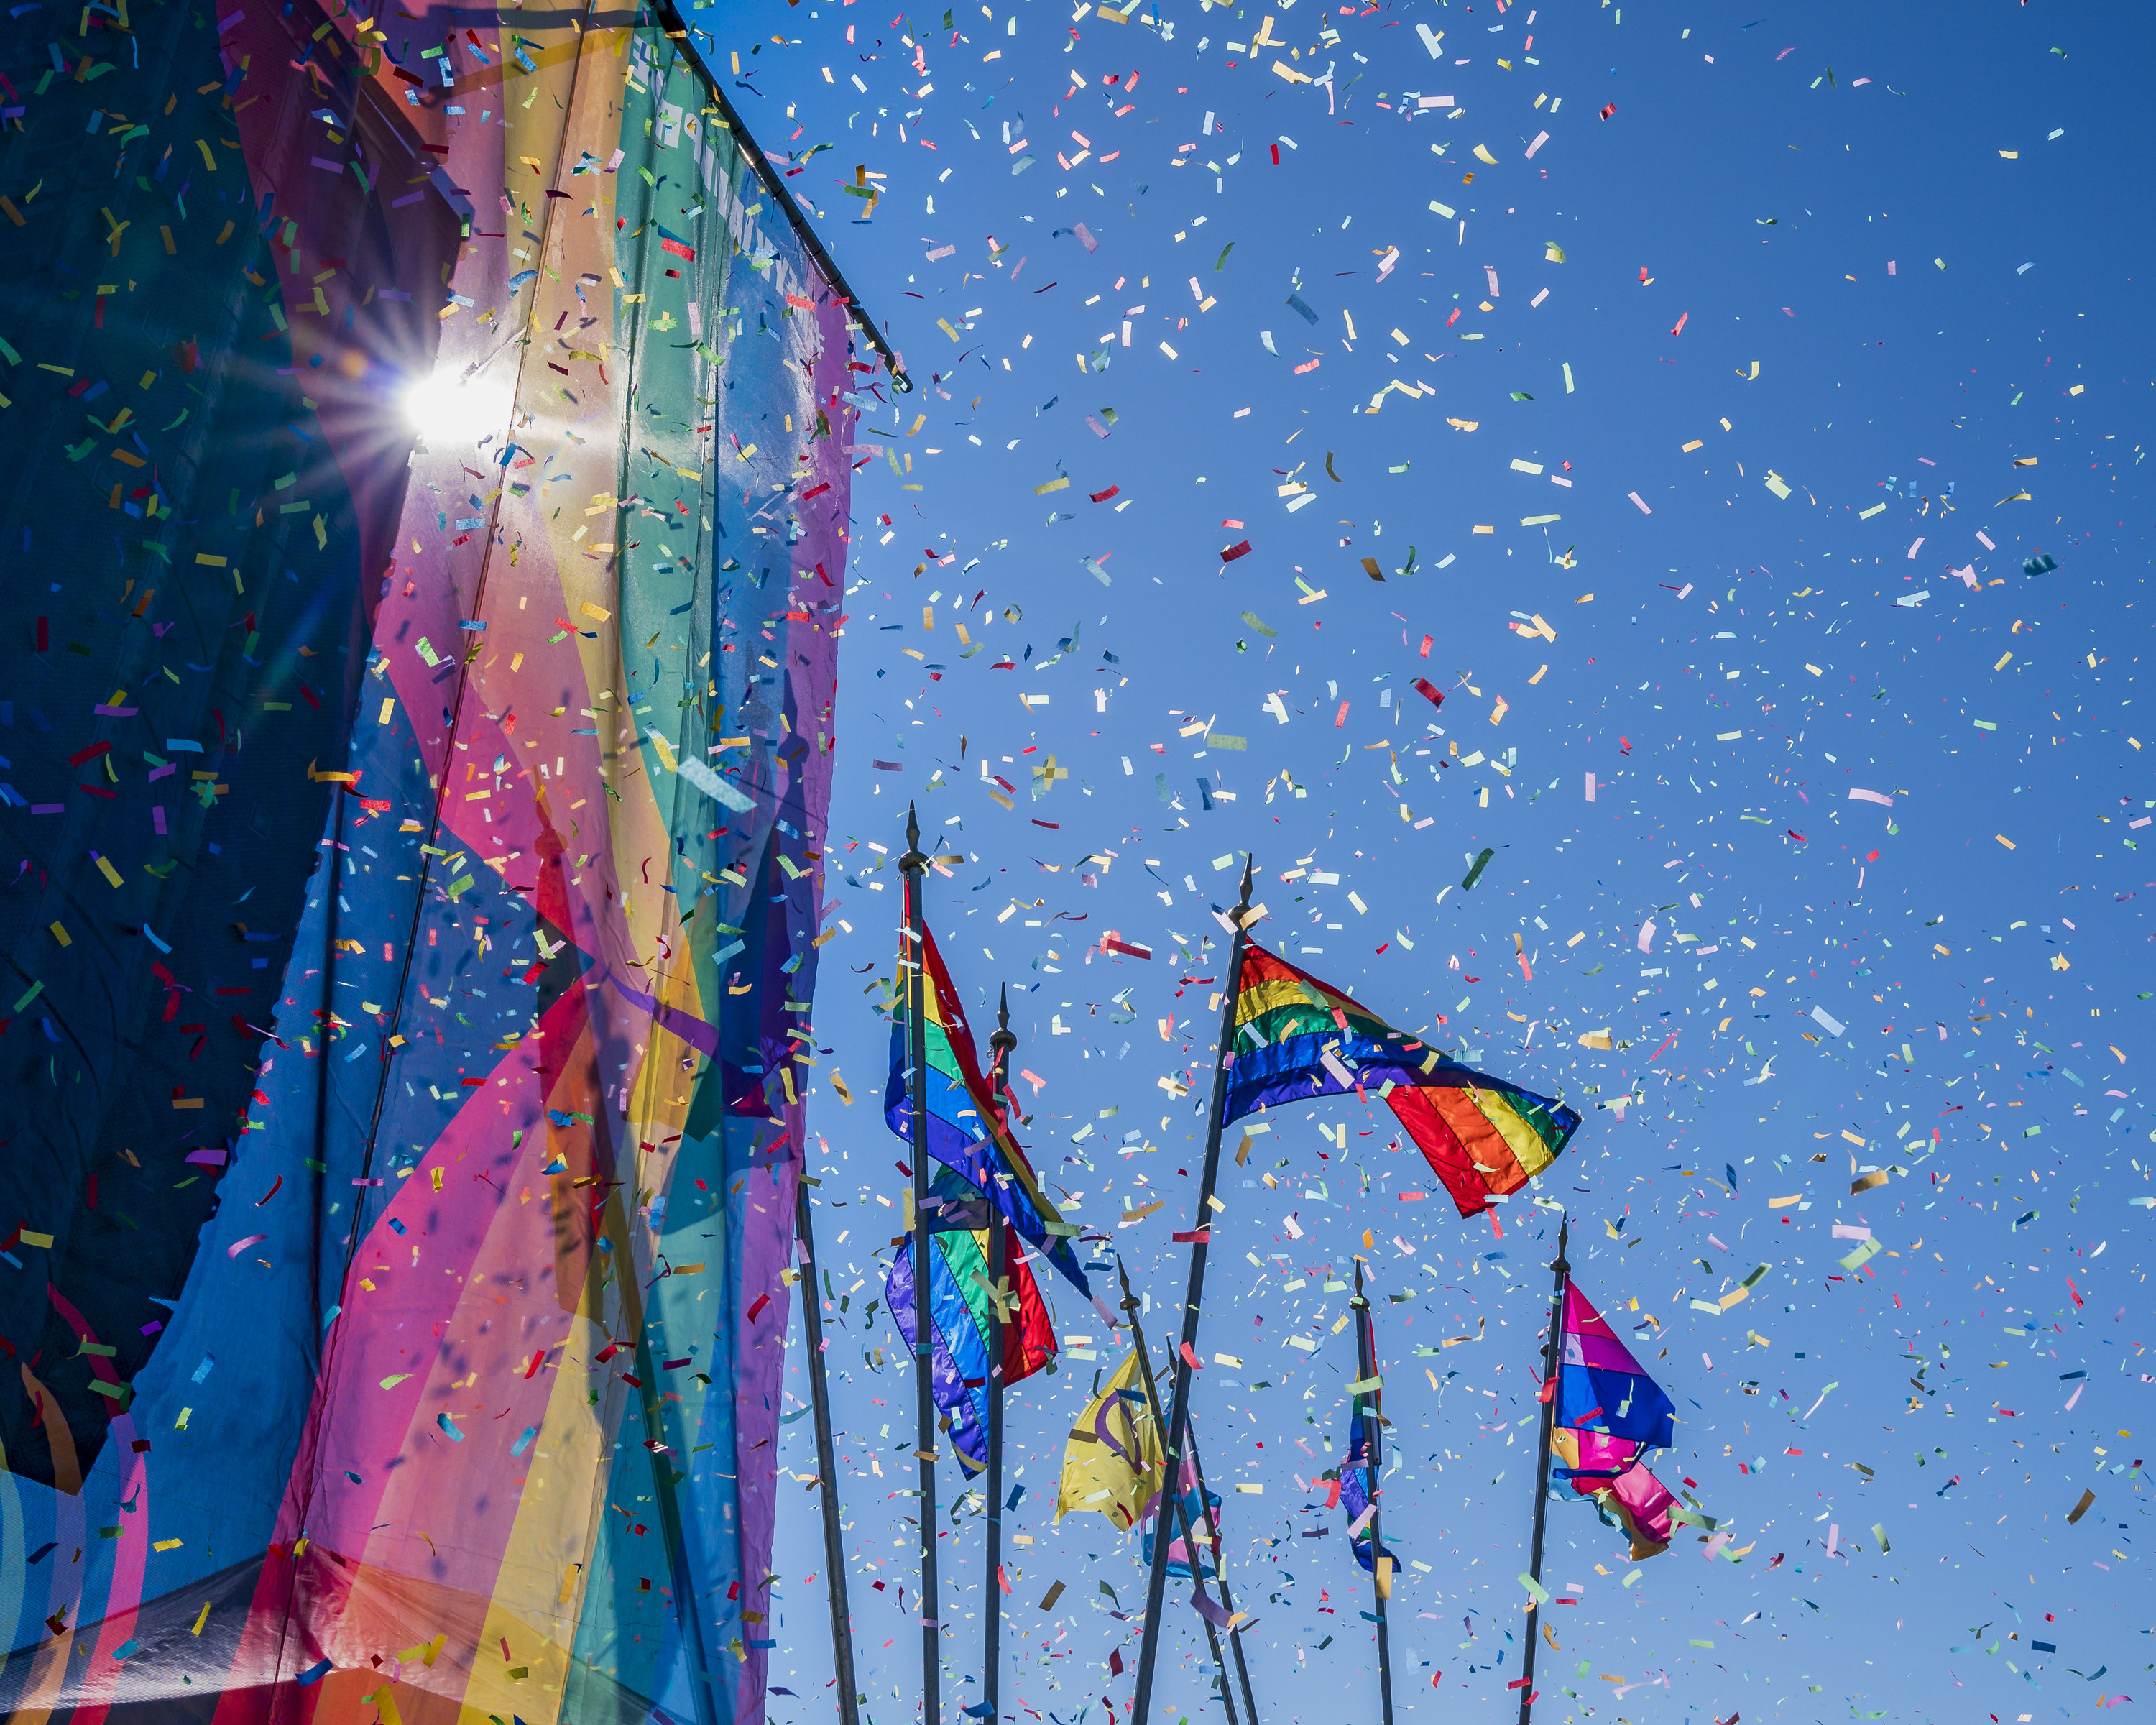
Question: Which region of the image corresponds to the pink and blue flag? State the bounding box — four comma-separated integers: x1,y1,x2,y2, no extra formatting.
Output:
1548,1284,1685,1558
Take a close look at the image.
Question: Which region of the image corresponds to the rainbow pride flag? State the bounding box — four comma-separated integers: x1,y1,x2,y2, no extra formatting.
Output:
884,885,1091,1294
1224,947,1580,1214
882,888,1089,1469
1549,1284,1683,1558
888,1218,1056,1474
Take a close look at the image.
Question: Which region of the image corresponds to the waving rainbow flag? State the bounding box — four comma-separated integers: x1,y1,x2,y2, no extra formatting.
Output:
884,893,1091,1294
883,890,1091,1470
1223,947,1580,1214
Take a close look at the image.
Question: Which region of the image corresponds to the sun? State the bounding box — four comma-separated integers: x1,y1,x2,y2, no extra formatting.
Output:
401,372,512,446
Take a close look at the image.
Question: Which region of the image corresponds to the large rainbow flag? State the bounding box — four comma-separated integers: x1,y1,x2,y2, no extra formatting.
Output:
0,3,882,1718
1224,948,1581,1214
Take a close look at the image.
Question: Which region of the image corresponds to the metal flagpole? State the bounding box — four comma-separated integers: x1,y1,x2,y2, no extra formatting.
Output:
1117,1262,1243,1725
795,1176,863,1725
982,985,1017,1725
1350,1261,1395,1725
1516,1217,1572,1725
1180,1421,1262,1725
900,804,941,1725
1130,857,1256,1725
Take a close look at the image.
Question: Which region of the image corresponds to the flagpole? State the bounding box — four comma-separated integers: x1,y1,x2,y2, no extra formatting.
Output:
1116,1261,1244,1725
1130,856,1256,1725
982,985,1017,1725
795,1176,863,1725
1516,1216,1572,1725
901,804,941,1725
1180,1422,1263,1725
1350,1261,1394,1725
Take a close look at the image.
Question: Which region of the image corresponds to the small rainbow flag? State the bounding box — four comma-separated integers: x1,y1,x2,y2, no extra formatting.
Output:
1224,947,1579,1214
883,886,1089,1294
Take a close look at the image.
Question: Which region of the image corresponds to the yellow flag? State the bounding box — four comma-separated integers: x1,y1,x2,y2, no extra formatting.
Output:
1055,1347,1164,1532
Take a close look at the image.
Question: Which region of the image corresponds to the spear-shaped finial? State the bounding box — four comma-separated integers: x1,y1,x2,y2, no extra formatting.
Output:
1552,1214,1570,1276
1236,853,1256,915
1115,1255,1141,1317
1351,1256,1367,1310
900,801,926,873
988,982,1018,1131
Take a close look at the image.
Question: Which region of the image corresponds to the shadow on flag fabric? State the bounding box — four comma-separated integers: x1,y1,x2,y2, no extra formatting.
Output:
1548,1283,1685,1559
1056,1347,1166,1532
1335,1392,1402,1578
887,1218,1055,1474
1222,947,1581,1215
885,889,1094,1297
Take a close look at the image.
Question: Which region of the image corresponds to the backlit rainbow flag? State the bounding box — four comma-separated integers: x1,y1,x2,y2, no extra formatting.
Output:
0,8,882,1719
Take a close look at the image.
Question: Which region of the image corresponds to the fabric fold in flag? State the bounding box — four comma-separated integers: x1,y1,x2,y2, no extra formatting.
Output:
1223,947,1581,1214
1549,1283,1684,1558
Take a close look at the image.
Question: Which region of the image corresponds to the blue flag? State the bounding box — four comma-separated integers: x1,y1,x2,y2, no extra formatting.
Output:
1338,1394,1404,1575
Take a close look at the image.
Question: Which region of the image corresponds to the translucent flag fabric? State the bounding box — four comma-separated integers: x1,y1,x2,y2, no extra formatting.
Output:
0,7,883,1719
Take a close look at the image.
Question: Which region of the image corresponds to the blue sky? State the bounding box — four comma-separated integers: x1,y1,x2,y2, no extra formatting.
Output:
688,2,2152,1721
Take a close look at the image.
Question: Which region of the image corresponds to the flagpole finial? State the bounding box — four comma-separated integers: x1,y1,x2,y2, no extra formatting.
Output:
1350,1257,1366,1310
991,983,1016,1057
1552,1214,1570,1277
1115,1256,1140,1317
1237,854,1256,914
900,802,926,873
